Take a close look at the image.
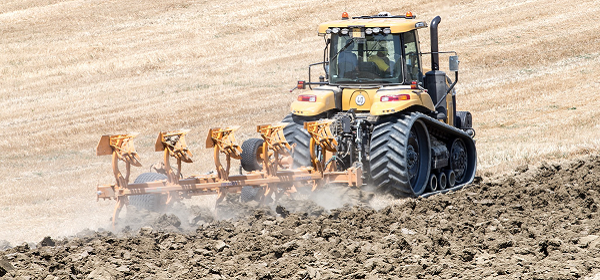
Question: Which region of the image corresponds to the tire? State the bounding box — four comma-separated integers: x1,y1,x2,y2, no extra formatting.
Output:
240,138,265,172
128,172,168,211
369,114,431,196
240,186,260,202
282,114,313,168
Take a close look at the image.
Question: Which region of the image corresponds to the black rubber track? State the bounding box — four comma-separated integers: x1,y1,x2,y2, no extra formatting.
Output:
418,115,477,197
413,113,478,197
369,113,431,197
282,114,313,168
128,172,168,211
369,112,477,198
240,138,264,172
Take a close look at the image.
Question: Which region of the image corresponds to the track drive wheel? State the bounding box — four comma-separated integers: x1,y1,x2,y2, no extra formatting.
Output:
369,115,431,196
128,172,168,212
450,138,468,183
240,138,265,172
282,114,313,168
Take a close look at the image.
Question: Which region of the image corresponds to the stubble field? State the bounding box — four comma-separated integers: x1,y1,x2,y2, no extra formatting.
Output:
1,0,600,278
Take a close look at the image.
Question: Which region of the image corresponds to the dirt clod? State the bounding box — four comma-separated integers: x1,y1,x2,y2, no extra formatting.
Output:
38,237,55,247
0,256,14,277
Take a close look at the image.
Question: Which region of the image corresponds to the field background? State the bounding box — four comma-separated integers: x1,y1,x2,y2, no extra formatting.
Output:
1,0,599,245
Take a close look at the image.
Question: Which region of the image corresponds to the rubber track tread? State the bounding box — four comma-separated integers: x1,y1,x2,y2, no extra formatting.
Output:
369,114,416,196
416,113,478,197
282,114,312,168
368,112,477,197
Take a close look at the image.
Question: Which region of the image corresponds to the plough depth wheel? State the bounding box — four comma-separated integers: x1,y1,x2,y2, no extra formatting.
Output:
240,138,265,172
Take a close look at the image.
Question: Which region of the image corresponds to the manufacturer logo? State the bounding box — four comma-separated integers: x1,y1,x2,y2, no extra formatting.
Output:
355,94,366,106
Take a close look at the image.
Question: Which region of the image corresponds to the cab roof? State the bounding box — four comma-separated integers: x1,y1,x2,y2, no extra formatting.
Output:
318,13,427,35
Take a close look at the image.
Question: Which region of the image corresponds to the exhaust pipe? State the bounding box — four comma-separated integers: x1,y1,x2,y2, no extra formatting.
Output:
430,16,441,71
438,172,447,190
425,16,447,120
427,173,438,192
445,170,456,188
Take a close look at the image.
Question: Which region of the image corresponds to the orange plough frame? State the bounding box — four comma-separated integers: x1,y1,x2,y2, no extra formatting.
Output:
96,122,362,225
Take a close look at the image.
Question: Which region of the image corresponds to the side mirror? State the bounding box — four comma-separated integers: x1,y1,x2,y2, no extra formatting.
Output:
449,55,459,72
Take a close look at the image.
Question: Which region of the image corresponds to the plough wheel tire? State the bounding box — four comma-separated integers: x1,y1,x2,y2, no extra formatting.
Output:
128,172,168,212
241,138,265,172
282,114,312,168
369,116,431,197
240,186,260,202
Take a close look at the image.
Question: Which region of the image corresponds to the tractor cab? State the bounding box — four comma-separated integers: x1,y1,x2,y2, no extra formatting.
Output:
292,12,429,91
321,12,427,86
291,12,437,116
291,12,462,122
326,16,425,85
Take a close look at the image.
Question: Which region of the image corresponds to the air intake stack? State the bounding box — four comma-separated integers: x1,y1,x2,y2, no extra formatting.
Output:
424,16,448,121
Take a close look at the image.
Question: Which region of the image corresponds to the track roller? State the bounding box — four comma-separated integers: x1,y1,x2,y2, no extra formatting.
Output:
427,173,438,192
445,169,456,188
438,171,447,190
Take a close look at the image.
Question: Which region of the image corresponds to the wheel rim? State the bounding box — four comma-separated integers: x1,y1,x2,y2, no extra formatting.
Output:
407,128,420,186
255,146,264,162
405,121,430,195
450,138,467,182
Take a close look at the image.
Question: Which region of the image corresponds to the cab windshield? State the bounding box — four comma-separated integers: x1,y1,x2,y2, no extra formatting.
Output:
329,31,422,85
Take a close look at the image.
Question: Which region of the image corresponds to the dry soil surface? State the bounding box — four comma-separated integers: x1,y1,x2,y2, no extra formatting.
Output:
2,154,600,279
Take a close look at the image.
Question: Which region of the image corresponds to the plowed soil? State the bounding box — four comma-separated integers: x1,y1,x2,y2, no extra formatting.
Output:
2,155,600,279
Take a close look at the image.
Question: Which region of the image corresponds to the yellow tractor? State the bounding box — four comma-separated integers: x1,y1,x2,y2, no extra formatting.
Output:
242,11,477,197
96,12,477,225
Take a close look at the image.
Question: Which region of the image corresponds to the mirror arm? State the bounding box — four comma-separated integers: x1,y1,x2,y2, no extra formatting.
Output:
434,70,458,111
446,70,458,95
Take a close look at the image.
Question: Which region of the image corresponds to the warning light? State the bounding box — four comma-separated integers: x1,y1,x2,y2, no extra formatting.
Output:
342,12,349,20
406,11,414,18
297,80,306,89
411,81,418,89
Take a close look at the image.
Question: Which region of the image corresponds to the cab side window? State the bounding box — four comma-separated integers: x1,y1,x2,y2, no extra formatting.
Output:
402,31,422,83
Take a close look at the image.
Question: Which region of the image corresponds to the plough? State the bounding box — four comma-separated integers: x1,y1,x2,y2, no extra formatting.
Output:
96,121,363,225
